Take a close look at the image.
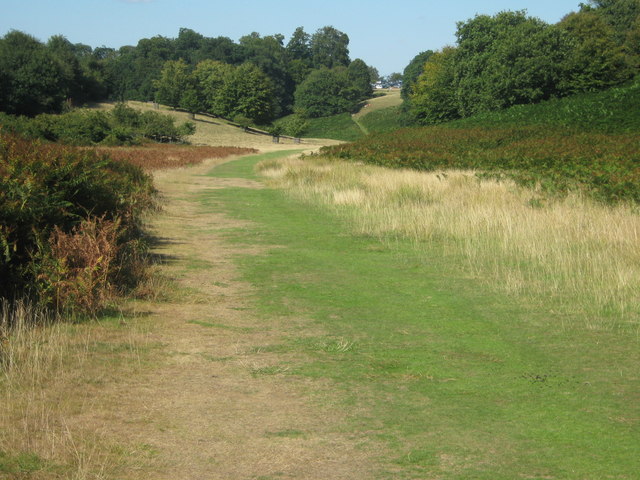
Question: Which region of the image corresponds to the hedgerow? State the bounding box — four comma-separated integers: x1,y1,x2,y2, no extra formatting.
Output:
0,133,157,315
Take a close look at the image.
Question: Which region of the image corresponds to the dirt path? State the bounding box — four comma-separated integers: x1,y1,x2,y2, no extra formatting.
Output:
96,147,377,479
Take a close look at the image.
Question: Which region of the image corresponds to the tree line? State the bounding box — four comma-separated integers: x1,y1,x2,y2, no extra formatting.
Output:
0,26,375,124
403,0,640,125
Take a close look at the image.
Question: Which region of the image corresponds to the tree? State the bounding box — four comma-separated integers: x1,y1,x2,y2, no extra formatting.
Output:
0,31,67,115
310,26,350,68
239,32,292,117
174,27,204,64
453,11,568,116
286,27,313,85
154,59,190,108
193,59,233,116
401,50,434,101
286,27,311,61
294,67,356,117
559,10,633,93
218,63,276,123
46,35,85,103
347,58,373,101
410,47,459,124
368,66,380,83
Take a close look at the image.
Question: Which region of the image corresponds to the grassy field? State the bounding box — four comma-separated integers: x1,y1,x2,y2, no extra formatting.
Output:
197,152,640,478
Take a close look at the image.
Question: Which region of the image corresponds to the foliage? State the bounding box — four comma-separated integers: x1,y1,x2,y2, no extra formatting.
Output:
410,46,459,124
454,11,568,117
357,105,408,133
405,4,639,124
0,104,195,145
449,78,640,133
0,133,157,313
218,63,277,124
294,67,365,118
401,50,434,102
321,81,640,204
0,31,69,116
193,60,233,115
559,10,633,93
310,26,350,69
154,59,191,109
347,59,374,101
272,114,310,137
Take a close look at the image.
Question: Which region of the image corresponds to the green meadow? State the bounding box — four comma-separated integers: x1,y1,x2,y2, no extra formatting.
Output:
201,152,640,479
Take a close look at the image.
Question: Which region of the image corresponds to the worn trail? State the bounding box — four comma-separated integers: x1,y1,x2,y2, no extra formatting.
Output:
98,150,376,479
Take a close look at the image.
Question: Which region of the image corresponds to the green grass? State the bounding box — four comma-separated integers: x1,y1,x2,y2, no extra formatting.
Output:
0,451,57,475
359,104,407,133
197,152,640,479
448,79,640,134
302,113,364,141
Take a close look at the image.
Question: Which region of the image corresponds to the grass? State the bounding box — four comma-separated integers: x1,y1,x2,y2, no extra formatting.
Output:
448,79,640,134
358,104,406,133
302,113,365,142
0,300,160,478
198,151,640,479
92,144,257,171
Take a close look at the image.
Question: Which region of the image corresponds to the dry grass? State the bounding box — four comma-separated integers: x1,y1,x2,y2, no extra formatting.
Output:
259,155,640,330
0,300,154,478
93,101,342,150
91,144,257,171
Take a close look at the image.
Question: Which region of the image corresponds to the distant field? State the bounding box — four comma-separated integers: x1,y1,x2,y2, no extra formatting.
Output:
353,90,403,120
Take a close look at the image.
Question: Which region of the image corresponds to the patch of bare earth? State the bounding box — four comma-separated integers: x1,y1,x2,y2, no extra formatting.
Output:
90,154,379,479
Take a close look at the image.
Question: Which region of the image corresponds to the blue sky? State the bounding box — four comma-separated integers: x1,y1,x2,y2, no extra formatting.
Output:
1,0,583,75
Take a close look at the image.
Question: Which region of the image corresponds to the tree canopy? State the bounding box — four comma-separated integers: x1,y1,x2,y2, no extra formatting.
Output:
407,2,639,125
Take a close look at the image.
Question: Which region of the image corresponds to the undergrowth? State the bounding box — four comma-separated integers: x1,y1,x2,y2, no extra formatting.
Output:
321,81,640,204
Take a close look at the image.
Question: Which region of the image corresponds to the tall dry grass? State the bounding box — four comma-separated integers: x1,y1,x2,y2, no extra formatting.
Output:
0,300,150,478
258,156,640,330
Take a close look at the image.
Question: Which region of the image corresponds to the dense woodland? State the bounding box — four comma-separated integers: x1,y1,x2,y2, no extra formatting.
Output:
403,0,640,123
0,25,375,125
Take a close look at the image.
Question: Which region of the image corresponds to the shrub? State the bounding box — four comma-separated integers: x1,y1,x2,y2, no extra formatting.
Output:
0,133,156,314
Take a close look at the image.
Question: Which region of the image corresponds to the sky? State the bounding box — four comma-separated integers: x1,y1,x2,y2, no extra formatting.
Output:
1,0,584,76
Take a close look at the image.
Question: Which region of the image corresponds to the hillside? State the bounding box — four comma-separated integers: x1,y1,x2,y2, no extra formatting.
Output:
96,101,343,150
321,80,640,204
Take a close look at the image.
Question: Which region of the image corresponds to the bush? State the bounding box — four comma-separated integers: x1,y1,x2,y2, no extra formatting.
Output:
0,104,195,146
0,133,156,314
272,115,309,137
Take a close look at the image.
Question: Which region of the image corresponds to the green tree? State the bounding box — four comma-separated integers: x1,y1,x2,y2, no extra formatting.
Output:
46,35,86,103
294,67,356,117
347,58,373,101
154,59,190,108
193,59,233,116
410,46,459,124
0,31,67,115
286,27,313,85
454,11,567,116
401,50,434,101
239,32,292,117
310,26,350,68
559,10,633,93
218,63,276,123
